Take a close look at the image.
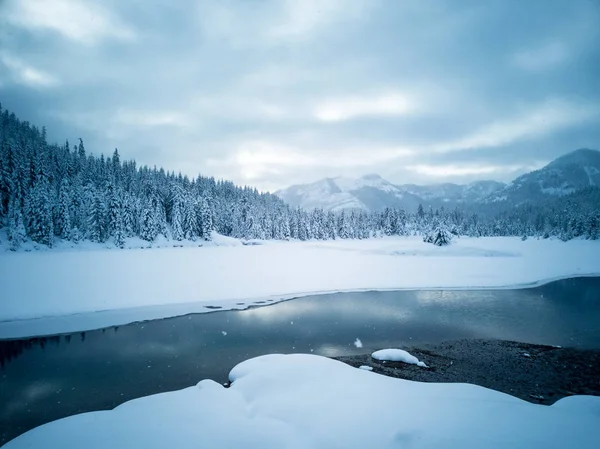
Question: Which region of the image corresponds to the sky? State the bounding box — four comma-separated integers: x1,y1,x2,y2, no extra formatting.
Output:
1,0,599,192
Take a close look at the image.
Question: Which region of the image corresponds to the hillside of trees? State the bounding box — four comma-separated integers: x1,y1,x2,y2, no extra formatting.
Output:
0,105,598,250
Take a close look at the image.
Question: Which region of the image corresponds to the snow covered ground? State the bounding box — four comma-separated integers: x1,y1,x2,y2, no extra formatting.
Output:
1,235,599,339
5,354,600,449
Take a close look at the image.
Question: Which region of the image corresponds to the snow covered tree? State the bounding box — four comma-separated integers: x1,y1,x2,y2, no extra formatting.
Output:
8,207,27,251
55,178,72,239
139,200,159,242
88,190,108,243
113,212,126,248
423,226,452,246
24,175,54,247
171,198,184,241
199,196,214,240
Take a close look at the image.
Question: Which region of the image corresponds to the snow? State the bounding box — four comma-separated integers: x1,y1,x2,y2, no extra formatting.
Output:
209,231,243,247
5,354,600,449
354,338,363,348
359,365,373,371
1,236,599,339
372,349,428,367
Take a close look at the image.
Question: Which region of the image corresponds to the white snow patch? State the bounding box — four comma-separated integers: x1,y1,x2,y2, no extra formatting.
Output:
372,349,428,367
209,231,243,247
5,354,600,449
1,236,599,339
354,338,363,349
358,365,373,371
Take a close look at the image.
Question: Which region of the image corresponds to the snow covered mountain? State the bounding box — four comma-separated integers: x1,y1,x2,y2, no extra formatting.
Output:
276,149,600,212
276,175,505,212
275,174,423,212
399,181,506,208
485,148,600,205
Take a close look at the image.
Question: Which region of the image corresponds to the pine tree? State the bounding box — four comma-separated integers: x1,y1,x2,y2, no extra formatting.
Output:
88,190,108,243
139,200,158,242
171,198,184,241
8,206,27,251
200,197,214,240
113,211,126,248
181,195,197,240
24,175,54,247
56,178,72,239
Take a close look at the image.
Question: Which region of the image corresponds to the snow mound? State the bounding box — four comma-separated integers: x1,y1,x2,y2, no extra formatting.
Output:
372,348,428,367
6,354,600,449
209,231,243,247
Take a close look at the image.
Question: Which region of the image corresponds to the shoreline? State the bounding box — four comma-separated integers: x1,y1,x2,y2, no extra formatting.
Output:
2,273,599,340
334,339,600,405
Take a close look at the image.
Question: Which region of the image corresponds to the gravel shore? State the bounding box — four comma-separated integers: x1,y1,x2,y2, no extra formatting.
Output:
334,339,600,405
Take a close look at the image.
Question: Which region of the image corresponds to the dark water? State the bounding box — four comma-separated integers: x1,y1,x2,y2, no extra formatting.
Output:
1,277,600,445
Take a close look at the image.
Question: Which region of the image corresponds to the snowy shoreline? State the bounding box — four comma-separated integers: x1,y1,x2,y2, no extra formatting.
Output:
1,272,599,340
4,353,600,449
1,236,599,339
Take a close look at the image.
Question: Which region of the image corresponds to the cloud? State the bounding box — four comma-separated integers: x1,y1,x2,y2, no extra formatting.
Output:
512,42,569,71
313,92,415,122
0,54,58,88
0,0,598,192
197,0,368,47
114,110,193,128
434,99,600,153
406,163,542,178
4,0,136,44
206,140,413,189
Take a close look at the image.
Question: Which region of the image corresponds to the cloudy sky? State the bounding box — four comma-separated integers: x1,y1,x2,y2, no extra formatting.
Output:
1,0,599,191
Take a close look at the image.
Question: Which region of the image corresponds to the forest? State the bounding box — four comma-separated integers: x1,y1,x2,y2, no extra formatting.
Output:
1,105,598,250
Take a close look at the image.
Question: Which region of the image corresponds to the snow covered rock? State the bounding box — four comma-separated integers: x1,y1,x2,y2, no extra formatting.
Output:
372,348,428,367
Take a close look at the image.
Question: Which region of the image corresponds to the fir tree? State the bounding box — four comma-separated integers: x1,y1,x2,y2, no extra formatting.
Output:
56,178,72,239
24,175,54,247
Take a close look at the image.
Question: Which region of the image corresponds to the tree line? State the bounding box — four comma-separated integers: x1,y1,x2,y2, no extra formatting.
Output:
0,105,598,250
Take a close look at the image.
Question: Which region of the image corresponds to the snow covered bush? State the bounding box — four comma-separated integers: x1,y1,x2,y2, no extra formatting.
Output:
423,226,452,246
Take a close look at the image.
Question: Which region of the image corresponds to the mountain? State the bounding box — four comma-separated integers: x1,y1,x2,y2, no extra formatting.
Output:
275,174,423,212
485,148,600,205
276,148,600,212
399,181,506,209
276,175,505,212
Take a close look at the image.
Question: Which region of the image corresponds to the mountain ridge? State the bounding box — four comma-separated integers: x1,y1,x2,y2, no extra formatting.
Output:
276,148,600,212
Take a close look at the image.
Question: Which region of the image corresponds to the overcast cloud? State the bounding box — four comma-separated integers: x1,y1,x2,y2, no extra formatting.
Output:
1,0,599,191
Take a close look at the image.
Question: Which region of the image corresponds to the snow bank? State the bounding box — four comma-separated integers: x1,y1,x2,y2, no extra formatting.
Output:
209,231,243,247
1,236,599,338
372,349,428,367
5,354,600,449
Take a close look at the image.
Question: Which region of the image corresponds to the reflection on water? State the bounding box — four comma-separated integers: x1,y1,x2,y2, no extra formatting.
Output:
1,276,599,445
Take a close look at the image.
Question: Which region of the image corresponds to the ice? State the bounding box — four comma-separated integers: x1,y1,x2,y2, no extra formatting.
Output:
1,236,599,338
372,349,428,367
5,354,600,449
354,338,363,348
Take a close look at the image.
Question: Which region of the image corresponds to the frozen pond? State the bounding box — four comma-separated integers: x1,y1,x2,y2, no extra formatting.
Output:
1,276,599,445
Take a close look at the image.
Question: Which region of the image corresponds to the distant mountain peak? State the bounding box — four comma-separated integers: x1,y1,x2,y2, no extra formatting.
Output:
276,173,504,212
547,148,600,168
276,149,600,212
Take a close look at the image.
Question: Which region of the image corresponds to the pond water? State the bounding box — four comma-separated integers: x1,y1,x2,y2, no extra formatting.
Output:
1,276,599,445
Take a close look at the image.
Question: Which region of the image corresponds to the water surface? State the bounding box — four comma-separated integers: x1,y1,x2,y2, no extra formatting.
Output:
1,277,599,445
